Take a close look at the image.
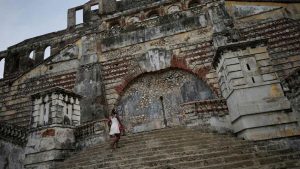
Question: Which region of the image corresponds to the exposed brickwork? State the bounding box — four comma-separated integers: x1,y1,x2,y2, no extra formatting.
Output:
0,72,77,127
0,0,299,168
181,98,228,114
240,18,300,79
41,129,56,138
0,122,28,146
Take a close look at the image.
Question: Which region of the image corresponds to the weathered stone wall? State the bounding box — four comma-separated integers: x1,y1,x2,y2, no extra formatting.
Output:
0,0,299,133
226,2,300,20
97,0,226,112
0,45,79,127
226,2,300,80
74,36,107,121
284,68,300,124
0,0,231,127
213,39,299,140
75,120,108,150
240,18,300,80
117,69,215,132
0,0,299,168
226,1,283,19
25,127,75,169
181,99,232,133
0,140,25,169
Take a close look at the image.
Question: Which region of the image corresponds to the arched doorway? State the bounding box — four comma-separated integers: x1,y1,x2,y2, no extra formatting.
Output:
116,69,215,133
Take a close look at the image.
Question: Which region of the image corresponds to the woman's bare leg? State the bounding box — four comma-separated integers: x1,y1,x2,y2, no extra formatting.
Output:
115,134,121,148
110,135,117,150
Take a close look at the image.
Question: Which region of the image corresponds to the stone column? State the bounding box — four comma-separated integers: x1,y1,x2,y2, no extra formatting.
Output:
212,39,300,140
67,8,76,29
25,87,81,169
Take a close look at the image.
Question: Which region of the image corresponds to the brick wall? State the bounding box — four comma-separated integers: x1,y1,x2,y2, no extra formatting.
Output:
0,72,77,127
240,18,300,79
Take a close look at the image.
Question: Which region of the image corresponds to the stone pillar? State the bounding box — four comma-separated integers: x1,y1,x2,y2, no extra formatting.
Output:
25,87,81,169
67,8,76,29
212,39,300,140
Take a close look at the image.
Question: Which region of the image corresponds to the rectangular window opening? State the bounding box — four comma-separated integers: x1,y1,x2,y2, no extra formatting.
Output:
0,58,4,79
91,4,99,11
76,9,84,25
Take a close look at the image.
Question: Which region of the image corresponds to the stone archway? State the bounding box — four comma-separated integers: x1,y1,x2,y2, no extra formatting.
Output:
116,69,215,133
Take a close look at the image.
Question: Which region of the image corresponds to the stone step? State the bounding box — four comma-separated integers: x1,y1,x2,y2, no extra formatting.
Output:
67,137,246,162
55,127,300,169
61,143,296,169
95,153,255,169
103,149,254,169
142,151,300,169
66,141,254,164
245,159,300,169
121,131,234,143
107,135,239,151
71,131,237,154
62,143,253,168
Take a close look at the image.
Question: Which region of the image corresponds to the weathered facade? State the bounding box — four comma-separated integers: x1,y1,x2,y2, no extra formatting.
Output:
0,0,300,168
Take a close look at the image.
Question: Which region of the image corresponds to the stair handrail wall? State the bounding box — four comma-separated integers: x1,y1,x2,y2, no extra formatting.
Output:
74,119,108,141
283,68,300,100
0,122,29,146
181,98,229,115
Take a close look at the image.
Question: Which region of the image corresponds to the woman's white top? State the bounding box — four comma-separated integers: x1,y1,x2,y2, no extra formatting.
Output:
109,117,120,135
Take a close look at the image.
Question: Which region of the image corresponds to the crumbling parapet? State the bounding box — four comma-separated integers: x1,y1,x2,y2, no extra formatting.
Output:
24,87,81,169
180,98,232,133
67,0,116,29
212,38,300,140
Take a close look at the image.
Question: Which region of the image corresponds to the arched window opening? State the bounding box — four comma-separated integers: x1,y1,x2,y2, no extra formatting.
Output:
147,10,160,19
188,0,199,8
44,46,51,60
29,50,36,60
0,58,5,79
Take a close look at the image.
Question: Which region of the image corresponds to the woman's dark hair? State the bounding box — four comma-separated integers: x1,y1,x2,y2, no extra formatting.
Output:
111,109,117,115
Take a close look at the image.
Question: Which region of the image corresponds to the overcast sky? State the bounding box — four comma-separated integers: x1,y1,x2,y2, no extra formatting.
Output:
0,0,88,78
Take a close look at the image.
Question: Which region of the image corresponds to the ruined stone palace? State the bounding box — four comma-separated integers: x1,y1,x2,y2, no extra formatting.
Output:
0,0,300,168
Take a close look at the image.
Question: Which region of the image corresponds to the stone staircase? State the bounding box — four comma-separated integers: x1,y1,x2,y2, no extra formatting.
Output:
56,127,300,169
